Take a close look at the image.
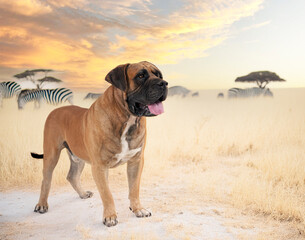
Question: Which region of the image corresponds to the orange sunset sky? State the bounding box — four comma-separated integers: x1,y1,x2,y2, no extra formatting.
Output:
0,0,304,90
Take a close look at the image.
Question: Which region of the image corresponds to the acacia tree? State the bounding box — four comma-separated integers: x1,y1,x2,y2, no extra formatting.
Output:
13,69,61,89
31,69,53,77
14,70,35,83
37,76,62,88
235,71,285,89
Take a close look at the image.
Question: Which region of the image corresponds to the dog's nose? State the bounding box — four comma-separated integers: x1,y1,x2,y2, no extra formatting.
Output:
158,81,168,87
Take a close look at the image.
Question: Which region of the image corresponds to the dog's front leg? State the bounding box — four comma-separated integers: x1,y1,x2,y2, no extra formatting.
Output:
91,164,117,227
127,157,151,218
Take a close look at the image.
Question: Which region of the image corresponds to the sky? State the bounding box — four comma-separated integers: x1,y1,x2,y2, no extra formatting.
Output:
0,0,304,90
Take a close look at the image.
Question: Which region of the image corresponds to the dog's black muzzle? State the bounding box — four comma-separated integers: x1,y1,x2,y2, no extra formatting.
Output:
127,79,168,117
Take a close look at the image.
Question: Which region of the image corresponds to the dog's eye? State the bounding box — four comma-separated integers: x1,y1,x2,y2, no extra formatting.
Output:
135,69,148,82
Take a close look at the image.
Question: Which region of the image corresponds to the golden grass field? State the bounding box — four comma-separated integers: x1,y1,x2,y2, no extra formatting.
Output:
0,88,304,239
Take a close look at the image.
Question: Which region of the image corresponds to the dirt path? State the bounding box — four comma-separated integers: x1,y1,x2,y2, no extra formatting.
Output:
0,177,300,240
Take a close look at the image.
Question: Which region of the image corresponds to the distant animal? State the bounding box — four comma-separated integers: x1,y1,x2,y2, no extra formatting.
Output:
263,89,273,97
217,93,224,98
17,88,73,109
192,92,199,97
84,92,102,100
228,87,273,98
0,81,22,107
168,86,190,97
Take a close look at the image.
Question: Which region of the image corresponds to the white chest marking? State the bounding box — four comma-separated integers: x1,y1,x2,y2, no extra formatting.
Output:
115,117,142,165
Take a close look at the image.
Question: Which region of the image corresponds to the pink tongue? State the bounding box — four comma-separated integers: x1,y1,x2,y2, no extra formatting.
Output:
147,102,164,115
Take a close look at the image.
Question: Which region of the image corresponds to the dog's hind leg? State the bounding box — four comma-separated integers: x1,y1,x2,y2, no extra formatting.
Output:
66,151,93,199
34,147,61,214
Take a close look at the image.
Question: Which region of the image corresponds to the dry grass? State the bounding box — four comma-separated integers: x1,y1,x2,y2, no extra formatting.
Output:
0,88,305,236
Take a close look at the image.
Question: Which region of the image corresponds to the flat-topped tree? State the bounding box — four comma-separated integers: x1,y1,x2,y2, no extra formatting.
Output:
235,71,285,89
37,76,62,88
14,70,35,83
37,76,62,83
13,69,56,88
31,69,54,77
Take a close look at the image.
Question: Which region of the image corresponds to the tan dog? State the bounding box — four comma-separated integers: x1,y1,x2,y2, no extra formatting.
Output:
31,61,168,227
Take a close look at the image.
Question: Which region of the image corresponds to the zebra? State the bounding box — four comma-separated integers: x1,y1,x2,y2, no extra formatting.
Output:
192,92,199,97
0,81,22,107
264,89,273,97
17,88,73,109
228,87,273,98
217,92,224,98
84,92,102,100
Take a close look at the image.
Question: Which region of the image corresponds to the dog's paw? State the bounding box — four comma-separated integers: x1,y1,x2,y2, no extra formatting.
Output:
80,191,93,199
34,204,48,214
103,215,118,227
129,207,152,218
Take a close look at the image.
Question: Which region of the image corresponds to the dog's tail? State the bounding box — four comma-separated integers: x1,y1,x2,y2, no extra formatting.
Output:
31,152,44,159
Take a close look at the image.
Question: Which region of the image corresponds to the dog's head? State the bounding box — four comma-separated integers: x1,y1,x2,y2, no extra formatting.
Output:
105,61,168,117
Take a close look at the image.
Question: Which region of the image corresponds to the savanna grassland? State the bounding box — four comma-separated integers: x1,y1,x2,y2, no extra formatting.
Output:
0,88,304,239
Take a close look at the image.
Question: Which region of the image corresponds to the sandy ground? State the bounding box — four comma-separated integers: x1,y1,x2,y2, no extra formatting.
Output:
1,89,304,239
0,176,301,240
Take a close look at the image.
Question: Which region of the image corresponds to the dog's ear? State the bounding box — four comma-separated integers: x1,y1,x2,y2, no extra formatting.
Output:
105,63,130,91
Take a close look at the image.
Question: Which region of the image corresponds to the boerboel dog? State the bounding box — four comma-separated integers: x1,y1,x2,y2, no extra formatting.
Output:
31,61,168,227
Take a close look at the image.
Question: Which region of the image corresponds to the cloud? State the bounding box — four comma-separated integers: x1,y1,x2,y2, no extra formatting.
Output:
0,0,52,16
241,20,271,31
0,0,265,88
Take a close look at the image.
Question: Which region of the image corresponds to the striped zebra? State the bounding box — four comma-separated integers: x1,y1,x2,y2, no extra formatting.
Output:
17,88,73,109
228,87,273,98
0,81,22,107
